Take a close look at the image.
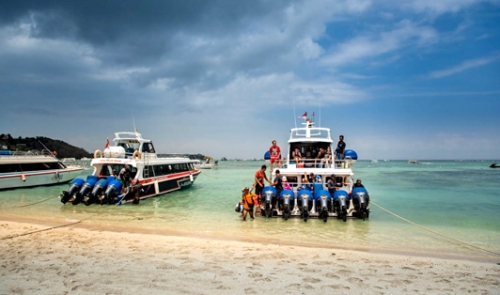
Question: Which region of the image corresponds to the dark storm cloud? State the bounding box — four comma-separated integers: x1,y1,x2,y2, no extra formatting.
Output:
0,0,300,96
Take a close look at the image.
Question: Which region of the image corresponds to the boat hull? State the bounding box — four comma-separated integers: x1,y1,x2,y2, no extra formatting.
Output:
0,167,85,190
117,170,201,204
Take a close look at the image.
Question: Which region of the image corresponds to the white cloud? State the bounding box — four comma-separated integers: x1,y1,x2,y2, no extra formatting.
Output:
320,20,438,67
428,53,500,78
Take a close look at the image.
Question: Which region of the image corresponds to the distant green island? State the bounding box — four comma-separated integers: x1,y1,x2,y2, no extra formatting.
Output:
0,133,91,159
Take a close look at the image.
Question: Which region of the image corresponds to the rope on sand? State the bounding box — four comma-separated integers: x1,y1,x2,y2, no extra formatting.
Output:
371,201,500,257
0,216,94,240
14,195,59,208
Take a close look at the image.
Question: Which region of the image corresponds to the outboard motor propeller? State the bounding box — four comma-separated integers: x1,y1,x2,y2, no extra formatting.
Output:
351,187,370,220
60,178,85,204
73,176,98,205
279,190,295,220
333,190,351,222
297,190,313,222
315,190,332,223
103,179,123,205
262,186,276,218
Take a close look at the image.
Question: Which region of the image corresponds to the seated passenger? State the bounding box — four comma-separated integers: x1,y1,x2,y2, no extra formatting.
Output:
315,148,325,167
321,146,332,168
292,148,302,165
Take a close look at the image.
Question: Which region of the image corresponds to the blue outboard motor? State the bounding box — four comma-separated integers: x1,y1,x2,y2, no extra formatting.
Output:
351,187,370,220
72,175,98,205
333,190,351,222
262,186,276,218
297,190,313,222
279,190,295,220
104,179,123,205
83,177,111,206
315,190,332,223
60,178,85,204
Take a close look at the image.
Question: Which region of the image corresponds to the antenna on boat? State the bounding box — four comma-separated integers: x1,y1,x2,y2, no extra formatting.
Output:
293,100,298,129
131,111,140,138
37,139,56,158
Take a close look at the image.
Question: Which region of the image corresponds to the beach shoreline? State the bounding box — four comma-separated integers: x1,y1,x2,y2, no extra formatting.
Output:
1,217,499,294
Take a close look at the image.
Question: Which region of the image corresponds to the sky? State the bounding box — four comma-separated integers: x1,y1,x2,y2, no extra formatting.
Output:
0,0,499,160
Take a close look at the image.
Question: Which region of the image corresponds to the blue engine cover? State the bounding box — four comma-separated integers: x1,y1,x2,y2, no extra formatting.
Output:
107,179,122,190
70,178,85,187
314,190,332,200
352,187,368,196
95,178,109,188
262,186,276,195
333,190,350,201
279,189,294,197
297,190,313,198
344,149,358,160
84,176,98,187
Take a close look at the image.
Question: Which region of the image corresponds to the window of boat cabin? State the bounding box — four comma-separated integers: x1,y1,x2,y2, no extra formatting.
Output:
142,142,155,153
145,163,190,177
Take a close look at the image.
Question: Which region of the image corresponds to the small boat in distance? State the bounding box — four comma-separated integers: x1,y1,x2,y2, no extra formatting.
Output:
408,160,420,164
490,163,499,168
200,156,215,169
60,131,201,205
0,149,85,190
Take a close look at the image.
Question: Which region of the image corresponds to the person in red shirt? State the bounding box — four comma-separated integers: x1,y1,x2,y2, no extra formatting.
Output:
269,140,282,177
252,164,271,214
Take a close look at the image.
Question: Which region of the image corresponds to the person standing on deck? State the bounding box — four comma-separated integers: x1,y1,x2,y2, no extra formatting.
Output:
335,135,346,167
252,164,271,214
269,140,282,178
272,169,283,208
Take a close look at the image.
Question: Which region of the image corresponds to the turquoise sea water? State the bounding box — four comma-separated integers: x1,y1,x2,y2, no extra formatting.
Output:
1,159,499,261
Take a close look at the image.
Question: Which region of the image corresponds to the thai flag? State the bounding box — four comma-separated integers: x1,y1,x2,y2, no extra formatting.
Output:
298,112,307,119
104,138,110,149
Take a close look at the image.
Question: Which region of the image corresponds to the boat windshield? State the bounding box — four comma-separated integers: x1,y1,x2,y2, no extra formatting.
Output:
289,127,332,142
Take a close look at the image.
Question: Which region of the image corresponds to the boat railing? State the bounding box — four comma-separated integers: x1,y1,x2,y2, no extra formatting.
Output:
3,150,56,158
283,157,352,169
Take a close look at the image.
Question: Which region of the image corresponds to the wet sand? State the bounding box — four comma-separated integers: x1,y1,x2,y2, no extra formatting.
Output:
1,218,499,295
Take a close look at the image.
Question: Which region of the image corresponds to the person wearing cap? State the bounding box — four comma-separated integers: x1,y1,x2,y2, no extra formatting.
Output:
241,186,256,221
326,174,339,196
272,170,283,205
353,179,364,188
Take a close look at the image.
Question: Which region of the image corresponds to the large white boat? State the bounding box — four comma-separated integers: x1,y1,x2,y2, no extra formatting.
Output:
261,117,370,222
60,131,201,205
0,150,85,190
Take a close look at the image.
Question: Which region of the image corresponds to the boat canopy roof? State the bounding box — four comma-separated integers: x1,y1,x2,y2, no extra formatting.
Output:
288,126,333,144
113,131,151,144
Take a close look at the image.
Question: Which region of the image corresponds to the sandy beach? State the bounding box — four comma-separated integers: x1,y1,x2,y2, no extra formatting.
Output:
1,218,499,295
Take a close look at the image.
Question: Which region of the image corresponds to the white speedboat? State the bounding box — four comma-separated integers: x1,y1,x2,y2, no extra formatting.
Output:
199,156,215,169
261,116,369,222
0,150,85,190
60,131,201,205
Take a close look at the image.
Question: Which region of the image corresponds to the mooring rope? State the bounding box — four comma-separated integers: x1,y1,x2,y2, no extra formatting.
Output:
0,215,94,240
13,195,60,208
371,201,500,257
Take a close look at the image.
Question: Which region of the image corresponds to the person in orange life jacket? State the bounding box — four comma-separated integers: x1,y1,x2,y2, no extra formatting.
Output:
241,187,256,221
